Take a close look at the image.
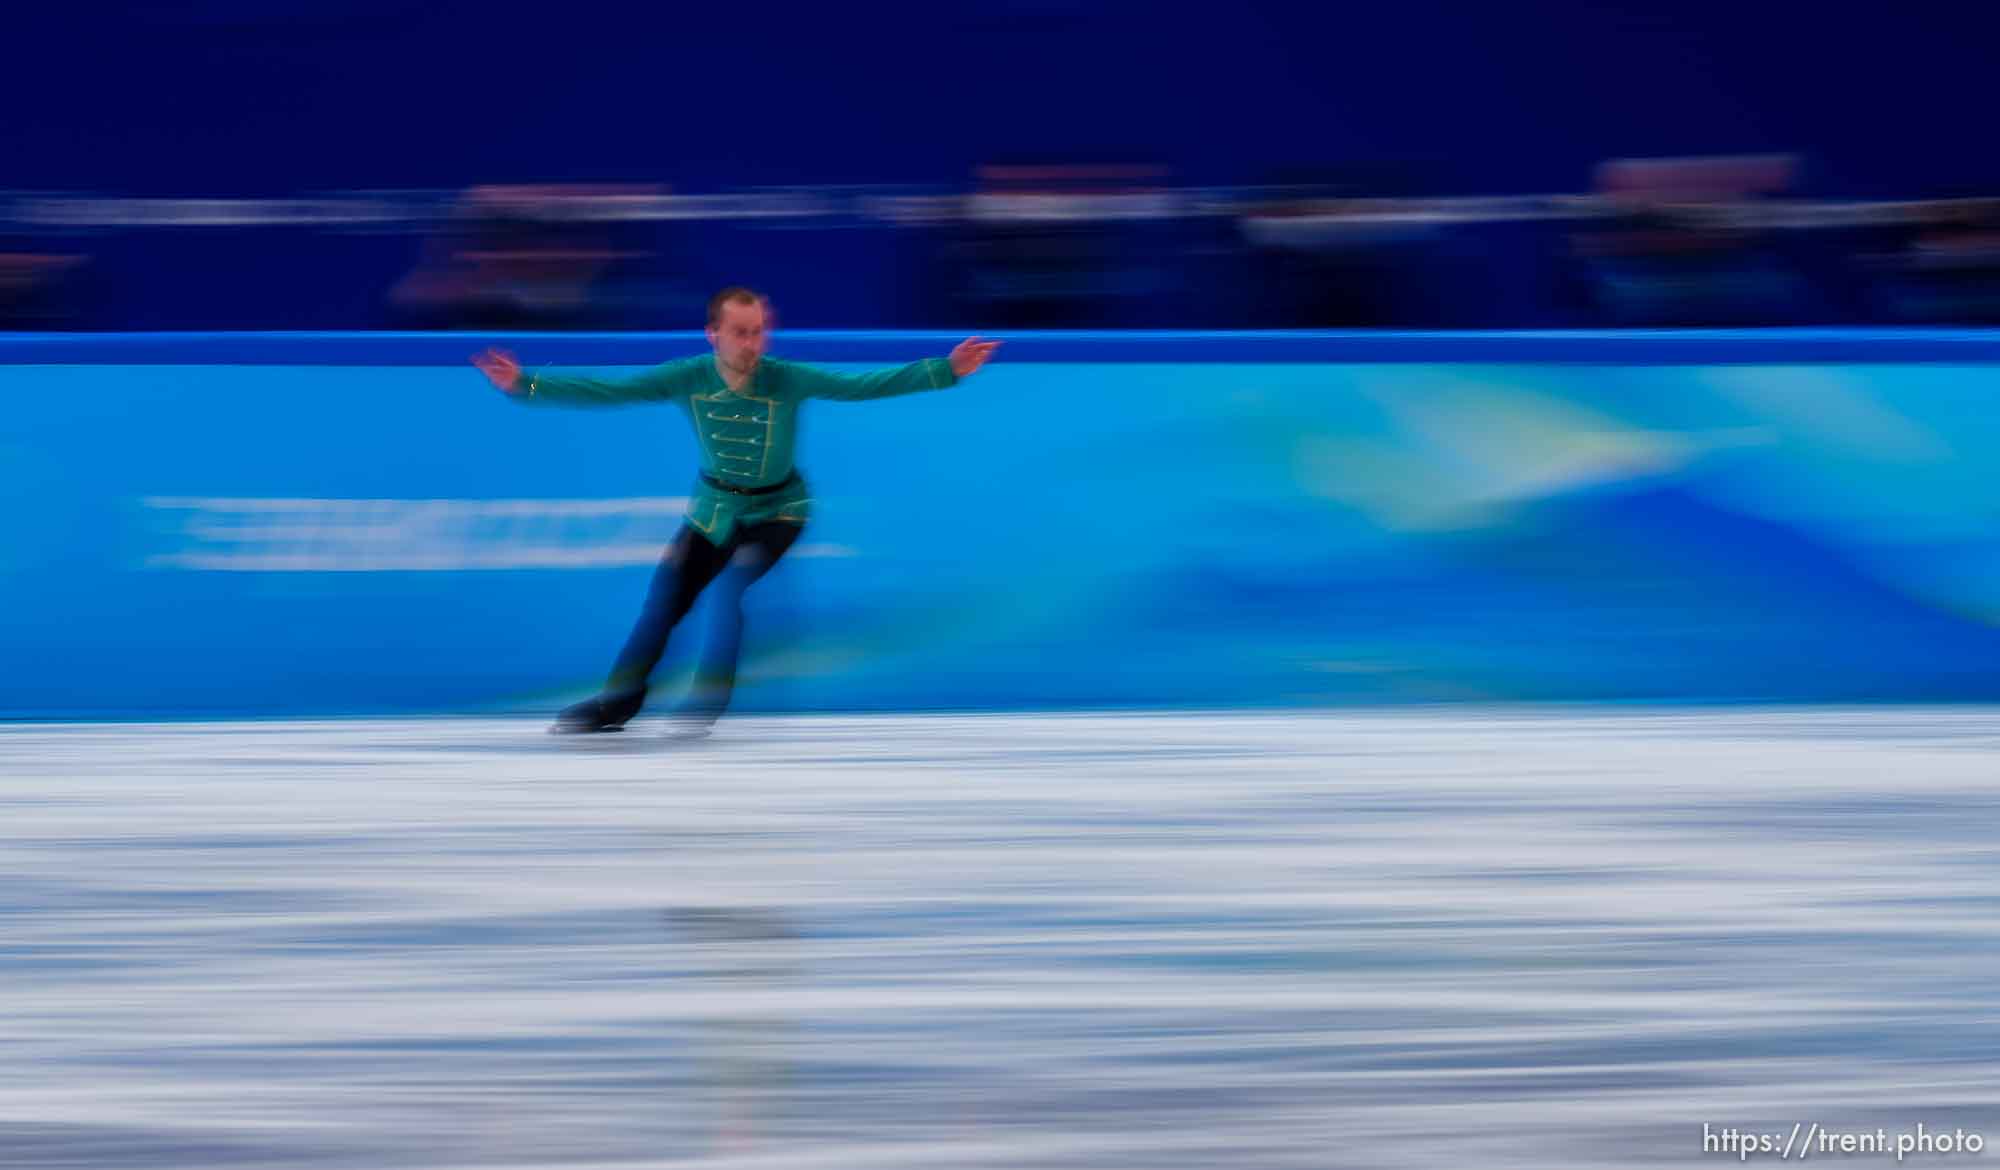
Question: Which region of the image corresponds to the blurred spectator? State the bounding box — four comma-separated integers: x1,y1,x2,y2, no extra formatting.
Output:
386,184,662,330
1862,198,2000,324
1563,154,1822,326
0,246,89,329
943,163,1175,328
1233,163,1453,327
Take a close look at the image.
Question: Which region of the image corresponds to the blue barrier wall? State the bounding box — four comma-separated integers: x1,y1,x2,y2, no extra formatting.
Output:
6,331,2000,718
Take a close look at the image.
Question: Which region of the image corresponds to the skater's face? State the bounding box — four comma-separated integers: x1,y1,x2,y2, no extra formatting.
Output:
707,299,769,378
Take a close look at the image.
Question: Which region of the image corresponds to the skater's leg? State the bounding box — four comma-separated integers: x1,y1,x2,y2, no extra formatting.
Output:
606,526,731,695
677,521,803,729
554,526,728,732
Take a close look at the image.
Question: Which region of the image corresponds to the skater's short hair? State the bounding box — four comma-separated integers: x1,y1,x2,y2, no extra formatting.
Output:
707,286,766,326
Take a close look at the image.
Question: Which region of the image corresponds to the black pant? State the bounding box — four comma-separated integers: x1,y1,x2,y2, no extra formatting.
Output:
604,521,803,721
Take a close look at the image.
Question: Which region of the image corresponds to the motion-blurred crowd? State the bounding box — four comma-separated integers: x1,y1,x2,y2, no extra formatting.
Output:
7,156,1998,331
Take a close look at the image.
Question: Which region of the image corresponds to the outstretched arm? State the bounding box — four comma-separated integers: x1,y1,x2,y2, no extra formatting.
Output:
471,348,686,407
797,337,1002,402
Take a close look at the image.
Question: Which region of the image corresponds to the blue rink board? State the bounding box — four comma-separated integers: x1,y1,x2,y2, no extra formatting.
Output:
4,331,2000,717
10,329,2000,366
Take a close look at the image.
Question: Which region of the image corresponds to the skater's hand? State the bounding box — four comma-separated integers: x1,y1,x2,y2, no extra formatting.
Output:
471,348,524,394
949,337,1002,378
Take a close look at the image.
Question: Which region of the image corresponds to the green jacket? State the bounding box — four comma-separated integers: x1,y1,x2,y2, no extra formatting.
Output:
516,353,960,544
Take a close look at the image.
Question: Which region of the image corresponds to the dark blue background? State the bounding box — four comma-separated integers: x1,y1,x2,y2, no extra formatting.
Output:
7,4,1998,332
11,2,1994,196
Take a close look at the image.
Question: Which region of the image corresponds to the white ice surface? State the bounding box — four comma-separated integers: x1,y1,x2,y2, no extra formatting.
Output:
2,710,1997,1167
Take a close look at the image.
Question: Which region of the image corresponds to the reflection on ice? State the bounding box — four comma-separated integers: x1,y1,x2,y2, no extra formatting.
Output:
2,711,1998,1167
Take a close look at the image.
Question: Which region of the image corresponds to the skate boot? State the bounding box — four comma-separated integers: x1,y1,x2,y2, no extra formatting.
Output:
549,687,646,734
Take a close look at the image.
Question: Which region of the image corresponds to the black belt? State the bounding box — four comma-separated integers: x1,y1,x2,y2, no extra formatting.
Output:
701,471,799,497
